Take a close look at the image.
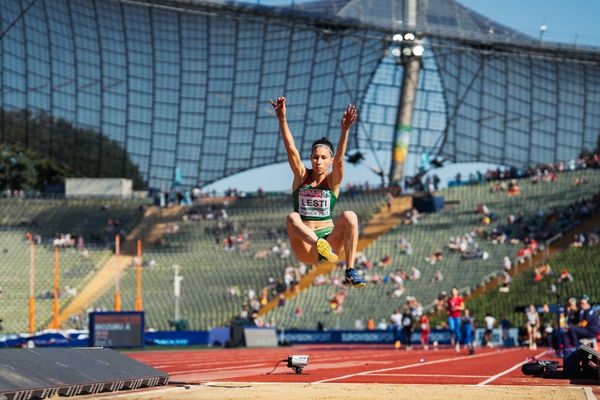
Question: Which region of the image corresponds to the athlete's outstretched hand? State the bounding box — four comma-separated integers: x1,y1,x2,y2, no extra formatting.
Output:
341,104,358,131
270,97,286,120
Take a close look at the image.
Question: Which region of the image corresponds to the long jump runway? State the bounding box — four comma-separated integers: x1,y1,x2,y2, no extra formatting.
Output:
86,345,598,400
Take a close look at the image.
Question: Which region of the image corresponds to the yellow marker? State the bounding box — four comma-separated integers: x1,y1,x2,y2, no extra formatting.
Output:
394,340,401,349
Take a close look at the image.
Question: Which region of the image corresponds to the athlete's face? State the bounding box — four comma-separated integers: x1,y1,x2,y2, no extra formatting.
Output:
311,146,332,174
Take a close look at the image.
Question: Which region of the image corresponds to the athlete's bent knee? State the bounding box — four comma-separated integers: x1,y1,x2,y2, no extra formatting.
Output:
286,212,301,226
342,210,358,226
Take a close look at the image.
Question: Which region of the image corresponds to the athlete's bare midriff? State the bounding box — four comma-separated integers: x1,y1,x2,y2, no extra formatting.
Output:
302,219,334,231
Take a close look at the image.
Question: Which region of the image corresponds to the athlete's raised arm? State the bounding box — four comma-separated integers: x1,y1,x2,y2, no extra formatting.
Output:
271,97,305,180
330,104,357,187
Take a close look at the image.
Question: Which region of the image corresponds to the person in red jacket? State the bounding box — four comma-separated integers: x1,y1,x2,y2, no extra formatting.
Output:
447,287,465,352
420,314,430,350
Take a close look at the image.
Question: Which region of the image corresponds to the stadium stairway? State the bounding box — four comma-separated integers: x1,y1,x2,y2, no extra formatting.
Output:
53,205,187,328
53,254,134,328
258,195,412,316
122,205,188,253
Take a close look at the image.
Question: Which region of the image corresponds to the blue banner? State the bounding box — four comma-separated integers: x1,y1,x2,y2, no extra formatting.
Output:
279,329,453,345
145,331,209,346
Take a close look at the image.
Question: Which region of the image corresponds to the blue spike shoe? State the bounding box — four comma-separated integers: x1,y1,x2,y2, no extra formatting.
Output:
345,268,366,288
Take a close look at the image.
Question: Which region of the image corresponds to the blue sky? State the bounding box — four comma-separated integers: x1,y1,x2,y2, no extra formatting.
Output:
459,0,600,46
205,0,599,193
250,0,600,46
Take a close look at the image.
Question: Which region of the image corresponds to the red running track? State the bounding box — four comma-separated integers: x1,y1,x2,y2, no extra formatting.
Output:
127,345,570,387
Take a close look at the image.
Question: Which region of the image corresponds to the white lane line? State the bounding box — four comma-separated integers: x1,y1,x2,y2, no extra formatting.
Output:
367,373,489,378
313,348,520,384
476,349,549,386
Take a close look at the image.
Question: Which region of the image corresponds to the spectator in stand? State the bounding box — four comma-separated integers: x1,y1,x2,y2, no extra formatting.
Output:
559,268,574,283
433,174,441,191
507,181,521,196
432,269,444,283
426,249,443,265
367,316,375,331
571,233,586,248
409,266,421,281
461,246,489,260
525,304,540,350
499,271,512,292
568,296,600,348
397,237,413,255
377,255,392,268
483,313,496,348
503,256,512,272
277,294,286,307
447,287,464,352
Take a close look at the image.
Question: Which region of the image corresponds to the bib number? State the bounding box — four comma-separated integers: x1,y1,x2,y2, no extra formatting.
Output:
298,188,330,217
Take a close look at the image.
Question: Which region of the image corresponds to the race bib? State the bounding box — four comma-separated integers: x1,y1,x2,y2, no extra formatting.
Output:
298,188,330,217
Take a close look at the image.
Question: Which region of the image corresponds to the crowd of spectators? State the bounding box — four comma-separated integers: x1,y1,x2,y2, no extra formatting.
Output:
187,155,600,331
450,155,600,189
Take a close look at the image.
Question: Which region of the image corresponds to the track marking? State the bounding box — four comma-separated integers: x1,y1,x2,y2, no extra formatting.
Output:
367,373,489,378
476,349,549,386
313,348,520,384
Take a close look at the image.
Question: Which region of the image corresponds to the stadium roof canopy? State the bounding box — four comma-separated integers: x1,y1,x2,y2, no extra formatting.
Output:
1,0,599,188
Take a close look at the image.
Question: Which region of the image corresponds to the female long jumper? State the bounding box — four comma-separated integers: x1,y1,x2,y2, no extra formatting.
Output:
271,97,366,288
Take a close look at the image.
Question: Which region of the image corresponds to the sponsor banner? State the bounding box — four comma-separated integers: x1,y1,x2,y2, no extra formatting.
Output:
279,331,334,344
279,329,453,344
0,330,216,348
145,330,210,346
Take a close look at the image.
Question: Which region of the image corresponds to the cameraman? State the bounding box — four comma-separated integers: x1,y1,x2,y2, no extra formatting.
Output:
568,295,600,347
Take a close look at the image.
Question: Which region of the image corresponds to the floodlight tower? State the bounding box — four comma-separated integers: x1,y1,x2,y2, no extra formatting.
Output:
539,24,547,44
389,0,423,188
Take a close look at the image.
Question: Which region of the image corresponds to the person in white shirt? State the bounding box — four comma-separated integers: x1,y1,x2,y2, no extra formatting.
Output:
391,309,403,343
484,313,496,348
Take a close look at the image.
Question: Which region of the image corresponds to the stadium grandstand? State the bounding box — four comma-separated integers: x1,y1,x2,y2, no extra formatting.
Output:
0,0,599,368
0,0,599,189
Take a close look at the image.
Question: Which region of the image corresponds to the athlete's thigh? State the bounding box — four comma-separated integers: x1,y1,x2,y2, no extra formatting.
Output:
326,218,348,256
289,235,319,265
